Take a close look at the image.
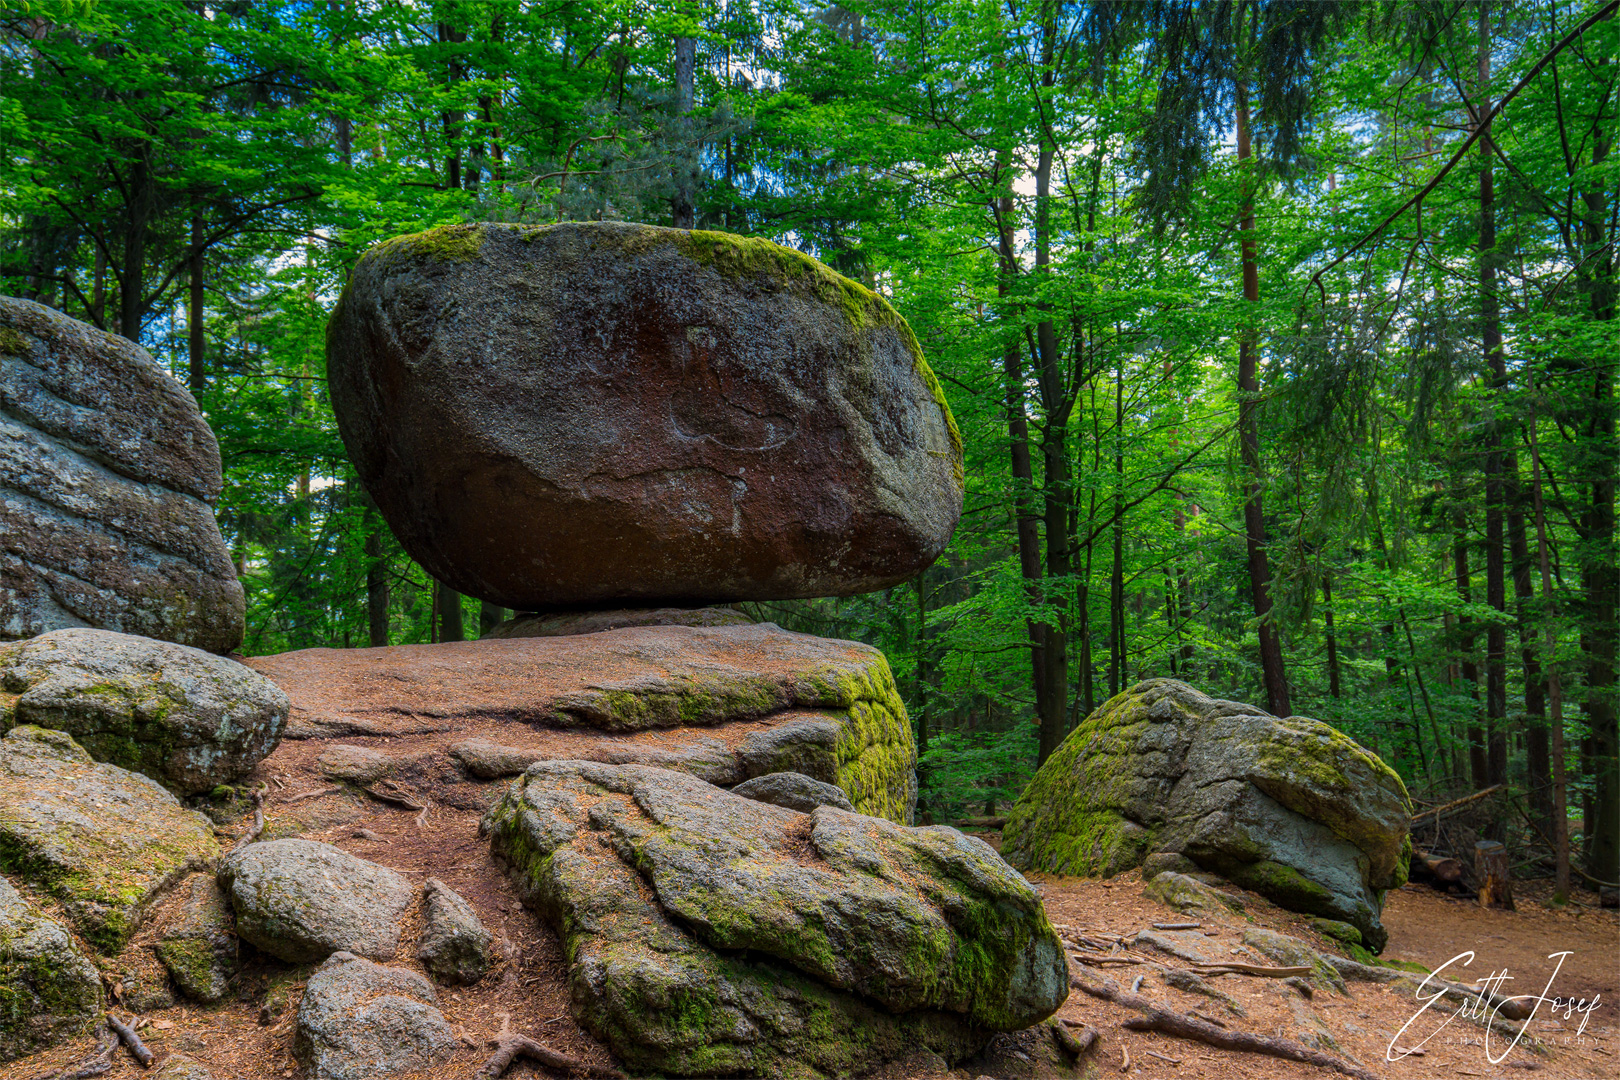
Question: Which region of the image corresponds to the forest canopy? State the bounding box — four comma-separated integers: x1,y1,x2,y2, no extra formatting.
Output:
2,0,1615,888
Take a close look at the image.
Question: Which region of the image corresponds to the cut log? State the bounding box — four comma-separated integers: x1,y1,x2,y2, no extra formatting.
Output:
1413,849,1465,884
1475,840,1516,910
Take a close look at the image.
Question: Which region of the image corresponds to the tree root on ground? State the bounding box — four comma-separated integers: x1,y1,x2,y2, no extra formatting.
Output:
476,1013,625,1079
1071,967,1378,1080
29,1026,113,1080
228,783,268,854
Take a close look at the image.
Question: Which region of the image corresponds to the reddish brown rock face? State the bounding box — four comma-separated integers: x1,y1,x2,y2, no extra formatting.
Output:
325,222,963,609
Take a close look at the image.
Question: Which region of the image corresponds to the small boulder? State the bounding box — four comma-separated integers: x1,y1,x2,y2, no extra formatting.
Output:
416,878,492,985
486,605,753,638
0,725,219,953
0,876,102,1061
293,951,455,1080
732,770,854,813
316,744,393,784
0,627,288,795
152,1057,215,1080
0,296,244,652
1143,871,1243,915
1003,679,1411,951
155,874,238,1002
326,222,963,610
482,760,1066,1076
448,738,540,780
219,839,415,963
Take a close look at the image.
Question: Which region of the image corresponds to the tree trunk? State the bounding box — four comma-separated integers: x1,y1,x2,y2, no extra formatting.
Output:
915,574,931,764
438,583,464,642
1477,4,1509,791
439,21,466,190
1235,84,1290,718
1528,382,1571,899
1323,571,1341,698
187,213,205,393
120,149,152,339
1109,360,1125,698
365,530,388,648
672,31,696,228
1455,503,1488,790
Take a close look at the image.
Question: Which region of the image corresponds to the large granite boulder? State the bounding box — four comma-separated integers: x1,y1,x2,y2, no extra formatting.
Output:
0,628,288,794
218,839,416,963
0,725,219,953
293,952,455,1080
1002,680,1412,951
0,296,244,652
486,605,753,638
0,876,102,1061
482,760,1066,1077
249,623,918,823
326,222,963,610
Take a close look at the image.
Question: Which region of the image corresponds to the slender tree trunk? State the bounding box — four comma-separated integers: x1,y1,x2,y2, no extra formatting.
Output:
120,149,152,339
1235,85,1290,717
439,21,466,189
1511,462,1551,832
672,30,696,228
1529,378,1571,899
365,530,388,648
187,213,205,394
91,246,106,329
1455,503,1488,789
1109,360,1125,697
438,582,464,642
1323,570,1342,698
915,574,931,764
1478,4,1509,790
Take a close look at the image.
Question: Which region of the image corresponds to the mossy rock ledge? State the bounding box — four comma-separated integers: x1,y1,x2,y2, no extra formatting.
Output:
1002,679,1412,952
0,295,244,653
0,876,102,1061
0,725,220,954
480,760,1067,1078
0,627,289,795
325,221,963,610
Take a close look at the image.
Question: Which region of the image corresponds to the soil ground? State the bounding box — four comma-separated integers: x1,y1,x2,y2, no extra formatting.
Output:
4,730,1615,1080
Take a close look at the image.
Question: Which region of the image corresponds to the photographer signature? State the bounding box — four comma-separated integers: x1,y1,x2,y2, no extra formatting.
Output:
1387,951,1602,1063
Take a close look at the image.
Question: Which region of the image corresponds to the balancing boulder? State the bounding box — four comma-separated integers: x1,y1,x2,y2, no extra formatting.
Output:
325,222,963,609
1002,679,1412,952
0,296,244,652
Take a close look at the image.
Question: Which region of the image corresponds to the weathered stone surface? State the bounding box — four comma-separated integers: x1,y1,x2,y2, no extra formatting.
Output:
0,876,101,1061
0,725,219,953
1241,928,1348,994
482,760,1066,1077
0,296,244,652
326,222,963,609
416,878,492,985
152,1056,216,1080
1143,871,1243,916
293,952,455,1080
316,744,393,784
0,628,288,795
155,874,238,1002
486,605,753,638
250,624,917,822
732,770,854,813
218,839,415,963
1002,679,1412,952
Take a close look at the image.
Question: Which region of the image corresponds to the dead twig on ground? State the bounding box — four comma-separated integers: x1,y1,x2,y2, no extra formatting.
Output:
1119,1044,1131,1072
285,786,342,803
1070,952,1149,966
1071,968,1378,1080
1153,922,1202,930
477,1013,624,1079
1147,1049,1183,1064
104,1013,152,1067
1191,962,1313,979
364,778,427,811
1052,1021,1098,1057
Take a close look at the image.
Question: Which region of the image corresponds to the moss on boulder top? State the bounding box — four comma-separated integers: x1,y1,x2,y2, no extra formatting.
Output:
0,725,220,954
481,760,1066,1077
325,221,962,611
1002,679,1411,952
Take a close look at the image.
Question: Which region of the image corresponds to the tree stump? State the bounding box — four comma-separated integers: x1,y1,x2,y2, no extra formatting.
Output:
1474,840,1515,910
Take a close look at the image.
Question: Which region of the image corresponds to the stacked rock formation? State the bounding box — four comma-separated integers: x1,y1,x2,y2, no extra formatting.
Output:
0,296,244,653
1002,679,1413,951
324,221,964,611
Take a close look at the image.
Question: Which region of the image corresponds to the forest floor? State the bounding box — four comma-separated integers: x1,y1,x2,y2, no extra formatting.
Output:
5,732,1616,1080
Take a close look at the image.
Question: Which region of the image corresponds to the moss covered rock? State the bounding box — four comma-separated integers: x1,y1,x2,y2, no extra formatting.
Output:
0,876,102,1061
0,295,244,653
293,951,455,1080
0,627,288,795
0,725,219,954
155,873,238,1002
481,760,1066,1077
325,221,963,610
1002,679,1411,951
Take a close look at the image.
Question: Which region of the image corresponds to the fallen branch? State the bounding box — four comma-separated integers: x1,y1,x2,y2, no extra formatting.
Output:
1146,1049,1183,1064
105,1013,152,1067
1052,1021,1098,1057
1070,952,1149,966
1071,970,1377,1080
477,1014,624,1080
1412,785,1505,826
228,783,268,855
30,1027,113,1080
1153,922,1202,930
1119,1044,1131,1072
